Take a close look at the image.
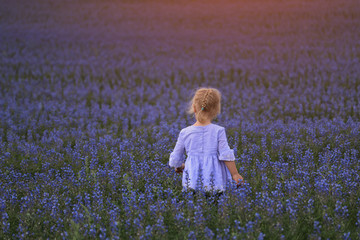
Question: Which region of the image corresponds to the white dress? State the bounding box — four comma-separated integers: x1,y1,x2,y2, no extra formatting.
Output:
169,123,236,192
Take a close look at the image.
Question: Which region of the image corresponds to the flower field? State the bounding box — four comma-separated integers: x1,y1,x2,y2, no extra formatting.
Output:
0,0,360,239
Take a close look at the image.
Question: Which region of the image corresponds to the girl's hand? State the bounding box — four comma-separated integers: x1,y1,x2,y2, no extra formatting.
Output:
232,173,244,187
175,163,185,174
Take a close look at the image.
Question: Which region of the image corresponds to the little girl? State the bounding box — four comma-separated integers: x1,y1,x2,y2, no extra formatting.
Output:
169,87,244,193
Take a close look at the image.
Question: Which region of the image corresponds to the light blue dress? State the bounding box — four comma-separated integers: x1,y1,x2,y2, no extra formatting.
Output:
169,123,236,192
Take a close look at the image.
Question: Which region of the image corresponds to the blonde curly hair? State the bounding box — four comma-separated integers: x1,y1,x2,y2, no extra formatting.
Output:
187,87,221,123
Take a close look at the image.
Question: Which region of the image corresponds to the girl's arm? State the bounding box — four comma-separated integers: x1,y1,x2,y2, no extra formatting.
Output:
169,130,185,169
175,163,185,174
218,128,244,185
224,161,244,185
224,161,239,176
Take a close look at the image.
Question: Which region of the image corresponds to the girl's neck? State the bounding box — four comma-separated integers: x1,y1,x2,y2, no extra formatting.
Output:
193,120,212,126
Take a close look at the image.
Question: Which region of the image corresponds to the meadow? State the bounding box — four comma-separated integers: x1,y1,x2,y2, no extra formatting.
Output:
0,0,360,239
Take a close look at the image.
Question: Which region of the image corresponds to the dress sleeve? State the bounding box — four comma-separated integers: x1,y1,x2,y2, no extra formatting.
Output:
169,130,185,168
218,127,236,161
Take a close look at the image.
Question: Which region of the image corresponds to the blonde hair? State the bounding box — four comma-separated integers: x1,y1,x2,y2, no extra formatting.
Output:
187,88,221,123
